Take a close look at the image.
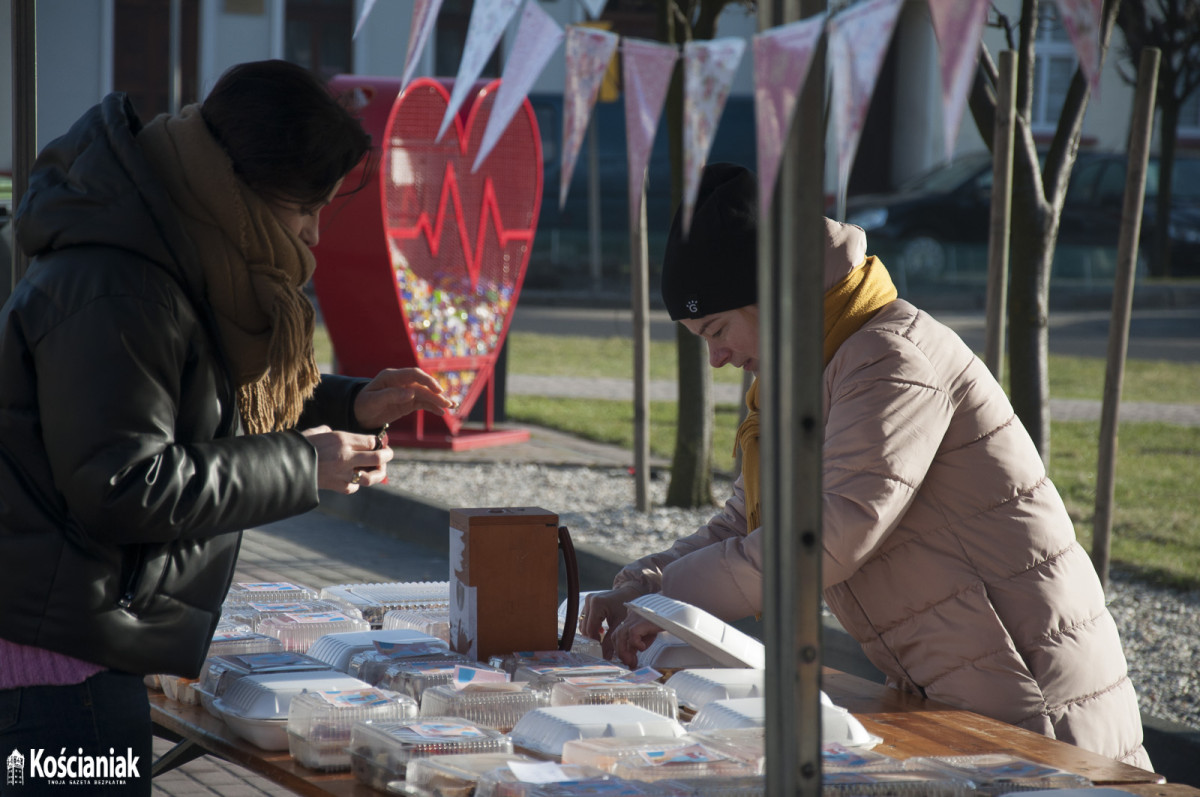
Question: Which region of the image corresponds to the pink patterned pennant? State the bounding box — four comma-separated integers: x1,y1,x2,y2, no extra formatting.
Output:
622,39,678,232
827,0,904,204
474,2,564,172
560,25,621,209
436,0,524,142
1054,0,1103,92
929,0,989,161
681,37,747,239
401,0,446,88
752,13,825,214
353,0,378,40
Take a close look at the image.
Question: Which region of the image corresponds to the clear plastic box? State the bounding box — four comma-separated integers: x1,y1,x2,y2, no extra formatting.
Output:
210,670,369,751
351,649,472,687
821,768,976,796
347,717,511,789
286,687,418,771
384,607,452,642
379,660,506,703
475,762,611,797
607,741,760,782
550,678,678,719
660,775,764,797
226,581,318,603
321,581,450,627
222,600,362,632
489,651,621,677
663,669,764,713
206,629,284,659
257,610,370,652
902,754,1093,794
561,736,697,771
515,663,631,686
306,628,449,673
195,651,331,716
406,753,539,797
821,743,896,772
419,682,551,732
479,770,690,797
509,705,686,760
680,728,764,771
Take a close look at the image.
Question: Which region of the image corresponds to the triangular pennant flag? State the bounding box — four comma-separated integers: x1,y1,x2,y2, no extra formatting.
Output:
680,37,746,238
928,0,990,162
623,39,679,231
1054,0,1103,92
579,0,609,20
436,0,525,142
474,2,564,172
752,13,825,214
560,25,621,209
401,0,446,88
353,0,378,40
827,0,904,206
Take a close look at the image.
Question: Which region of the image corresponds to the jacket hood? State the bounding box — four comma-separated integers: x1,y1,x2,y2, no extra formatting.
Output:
15,93,198,294
823,217,868,291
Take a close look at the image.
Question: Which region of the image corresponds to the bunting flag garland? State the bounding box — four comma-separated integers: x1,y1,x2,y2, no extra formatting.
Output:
622,39,679,231
827,0,904,206
474,2,564,172
352,0,377,40
752,14,826,214
436,0,524,142
928,0,990,162
579,0,609,21
560,25,621,209
1054,0,1103,92
401,0,446,88
681,37,746,239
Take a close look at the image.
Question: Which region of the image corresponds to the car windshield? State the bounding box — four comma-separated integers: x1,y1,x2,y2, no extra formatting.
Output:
898,155,991,193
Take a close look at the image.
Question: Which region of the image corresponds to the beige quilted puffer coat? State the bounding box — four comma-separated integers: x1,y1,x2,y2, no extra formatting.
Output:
614,222,1151,770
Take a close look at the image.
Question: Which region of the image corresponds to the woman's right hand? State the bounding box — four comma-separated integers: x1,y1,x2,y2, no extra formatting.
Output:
581,583,647,658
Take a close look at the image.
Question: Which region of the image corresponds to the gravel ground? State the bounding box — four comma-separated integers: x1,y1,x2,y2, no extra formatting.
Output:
389,459,1200,731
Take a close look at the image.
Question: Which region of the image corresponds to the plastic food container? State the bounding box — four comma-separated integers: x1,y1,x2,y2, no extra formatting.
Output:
257,610,371,652
379,660,506,703
637,634,728,675
347,717,511,789
679,728,764,771
226,581,318,604
687,697,764,732
549,677,678,719
210,670,369,751
159,674,202,705
321,581,450,627
406,753,539,797
902,754,1093,794
514,664,631,686
562,736,760,781
286,687,418,771
660,775,764,797
351,649,472,687
509,705,687,760
222,600,362,633
664,670,764,714
306,628,449,673
419,682,551,732
383,607,452,642
624,595,765,670
195,651,331,716
489,651,621,677
206,629,285,659
821,768,975,796
475,762,611,797
821,743,897,772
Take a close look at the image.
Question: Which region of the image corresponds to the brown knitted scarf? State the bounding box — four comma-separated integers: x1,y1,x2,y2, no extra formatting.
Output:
137,105,320,434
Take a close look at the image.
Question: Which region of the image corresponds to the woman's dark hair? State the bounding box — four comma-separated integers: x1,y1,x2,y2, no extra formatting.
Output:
200,60,371,209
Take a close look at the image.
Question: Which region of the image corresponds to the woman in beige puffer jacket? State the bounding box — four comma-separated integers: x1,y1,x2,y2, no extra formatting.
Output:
583,164,1151,770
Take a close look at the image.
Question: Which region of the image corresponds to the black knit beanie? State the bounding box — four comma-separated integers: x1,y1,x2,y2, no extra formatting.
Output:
661,163,758,321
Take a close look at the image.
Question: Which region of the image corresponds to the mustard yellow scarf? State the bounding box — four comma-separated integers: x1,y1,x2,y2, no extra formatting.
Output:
734,256,897,532
137,105,320,434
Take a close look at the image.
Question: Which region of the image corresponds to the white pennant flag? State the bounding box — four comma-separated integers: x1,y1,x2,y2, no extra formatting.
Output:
401,0,446,88
681,37,746,239
353,0,378,40
474,2,564,172
827,0,904,205
1054,0,1103,92
559,25,621,209
436,0,525,142
752,14,825,214
928,0,989,161
622,39,678,231
579,0,609,20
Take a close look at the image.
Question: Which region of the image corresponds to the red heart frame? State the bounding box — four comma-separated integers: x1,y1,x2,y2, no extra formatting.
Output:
314,77,542,438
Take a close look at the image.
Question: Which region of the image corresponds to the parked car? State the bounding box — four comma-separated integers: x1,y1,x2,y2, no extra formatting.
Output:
844,151,1200,282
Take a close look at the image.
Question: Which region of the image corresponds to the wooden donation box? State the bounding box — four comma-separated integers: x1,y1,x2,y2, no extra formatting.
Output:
449,507,571,661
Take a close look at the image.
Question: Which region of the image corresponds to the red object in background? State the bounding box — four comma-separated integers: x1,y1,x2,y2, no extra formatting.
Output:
315,76,542,449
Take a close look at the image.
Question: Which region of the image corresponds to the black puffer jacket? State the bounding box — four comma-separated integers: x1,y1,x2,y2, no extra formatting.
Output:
0,94,367,677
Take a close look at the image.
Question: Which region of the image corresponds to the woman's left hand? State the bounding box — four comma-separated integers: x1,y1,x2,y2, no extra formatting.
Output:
301,426,394,493
354,367,455,428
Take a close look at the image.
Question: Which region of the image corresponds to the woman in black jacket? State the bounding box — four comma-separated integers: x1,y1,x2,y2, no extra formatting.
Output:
0,60,452,794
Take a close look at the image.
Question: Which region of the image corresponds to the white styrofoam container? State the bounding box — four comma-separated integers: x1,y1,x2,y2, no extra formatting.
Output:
625,595,764,670
688,696,879,749
509,704,686,759
305,628,448,673
664,669,765,711
637,634,729,671
210,670,369,751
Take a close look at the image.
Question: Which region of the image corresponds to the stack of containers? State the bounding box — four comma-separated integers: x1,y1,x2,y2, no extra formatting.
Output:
350,646,471,687
286,686,418,770
347,717,511,790
210,669,370,750
257,610,370,652
305,628,449,673
194,650,329,716
383,607,452,643
664,670,764,722
509,705,686,761
320,581,450,628
222,599,360,632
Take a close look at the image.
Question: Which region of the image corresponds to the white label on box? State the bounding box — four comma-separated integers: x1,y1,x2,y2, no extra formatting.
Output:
407,720,485,739
238,582,305,593
282,612,355,624
639,743,726,766
506,761,580,784
316,688,392,708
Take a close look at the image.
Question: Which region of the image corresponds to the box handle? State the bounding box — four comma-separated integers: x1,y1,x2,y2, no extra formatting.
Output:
558,525,580,651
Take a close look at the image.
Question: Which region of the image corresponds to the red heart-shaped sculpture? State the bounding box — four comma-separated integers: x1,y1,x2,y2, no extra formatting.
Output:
314,77,542,438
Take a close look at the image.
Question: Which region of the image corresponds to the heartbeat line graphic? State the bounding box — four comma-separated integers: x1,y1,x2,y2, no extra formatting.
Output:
389,162,536,289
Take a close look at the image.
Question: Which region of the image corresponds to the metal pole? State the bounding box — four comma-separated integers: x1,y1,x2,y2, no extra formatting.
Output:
588,115,602,291
11,0,37,287
984,50,1016,382
1092,47,1159,590
169,0,183,114
760,0,825,795
630,178,651,512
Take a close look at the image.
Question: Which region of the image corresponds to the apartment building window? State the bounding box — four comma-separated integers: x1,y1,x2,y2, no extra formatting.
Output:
285,0,353,81
1031,3,1077,132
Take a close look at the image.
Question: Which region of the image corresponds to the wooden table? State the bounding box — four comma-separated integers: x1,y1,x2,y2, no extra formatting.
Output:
151,670,1189,796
